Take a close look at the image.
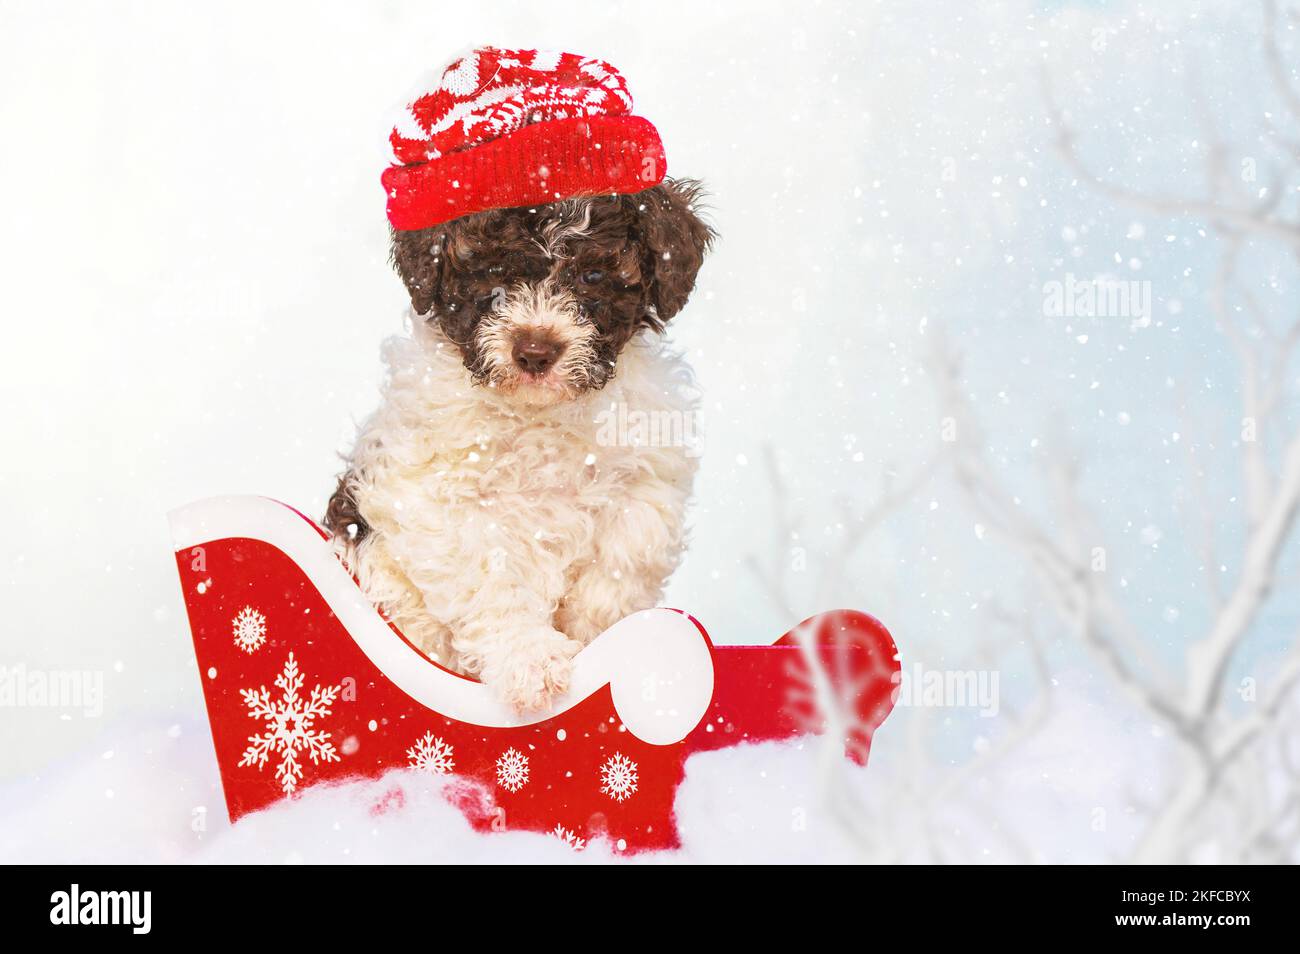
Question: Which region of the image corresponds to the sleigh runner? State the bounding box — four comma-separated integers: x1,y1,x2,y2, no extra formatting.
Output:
170,495,899,851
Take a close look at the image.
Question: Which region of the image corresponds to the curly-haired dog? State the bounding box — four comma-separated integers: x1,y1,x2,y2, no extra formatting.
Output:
325,48,713,711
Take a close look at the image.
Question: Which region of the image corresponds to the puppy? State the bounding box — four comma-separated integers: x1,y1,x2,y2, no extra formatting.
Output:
326,178,712,709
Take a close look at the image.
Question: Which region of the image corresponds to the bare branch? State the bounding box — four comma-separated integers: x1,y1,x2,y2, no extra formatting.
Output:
1264,0,1300,122
1041,66,1300,250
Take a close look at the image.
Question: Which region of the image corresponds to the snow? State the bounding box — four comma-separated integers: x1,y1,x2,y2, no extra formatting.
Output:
0,682,1158,864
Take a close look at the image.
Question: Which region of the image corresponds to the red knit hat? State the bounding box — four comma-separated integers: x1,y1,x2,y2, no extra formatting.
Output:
382,47,668,231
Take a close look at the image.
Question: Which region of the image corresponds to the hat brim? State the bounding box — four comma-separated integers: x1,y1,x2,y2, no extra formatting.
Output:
383,115,667,231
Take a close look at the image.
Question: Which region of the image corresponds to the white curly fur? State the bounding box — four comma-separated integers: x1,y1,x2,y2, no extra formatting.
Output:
336,313,699,711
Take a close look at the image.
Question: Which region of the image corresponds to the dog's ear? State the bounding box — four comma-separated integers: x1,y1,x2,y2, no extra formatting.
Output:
390,225,447,317
635,178,715,324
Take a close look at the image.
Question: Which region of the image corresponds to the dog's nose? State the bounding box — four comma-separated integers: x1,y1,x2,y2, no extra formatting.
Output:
512,336,564,375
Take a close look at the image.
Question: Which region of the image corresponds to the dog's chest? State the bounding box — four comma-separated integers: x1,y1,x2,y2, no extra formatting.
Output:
359,331,697,544
459,414,642,509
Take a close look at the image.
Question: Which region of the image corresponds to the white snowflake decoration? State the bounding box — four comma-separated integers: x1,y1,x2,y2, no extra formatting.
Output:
552,824,586,851
599,752,638,802
238,652,341,795
231,605,267,654
495,747,529,792
407,732,455,775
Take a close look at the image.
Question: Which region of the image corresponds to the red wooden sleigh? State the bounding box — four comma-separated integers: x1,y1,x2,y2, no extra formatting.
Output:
170,496,899,852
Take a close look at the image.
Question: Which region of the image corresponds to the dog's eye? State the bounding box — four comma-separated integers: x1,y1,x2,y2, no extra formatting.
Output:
580,269,605,285
486,264,505,276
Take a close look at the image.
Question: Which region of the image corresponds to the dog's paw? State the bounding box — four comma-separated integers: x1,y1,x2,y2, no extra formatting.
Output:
491,627,582,713
554,602,606,646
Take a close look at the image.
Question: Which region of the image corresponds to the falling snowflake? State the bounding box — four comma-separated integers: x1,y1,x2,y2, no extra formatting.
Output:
232,606,267,654
407,732,455,775
238,652,341,795
599,752,638,802
495,747,529,792
552,824,586,851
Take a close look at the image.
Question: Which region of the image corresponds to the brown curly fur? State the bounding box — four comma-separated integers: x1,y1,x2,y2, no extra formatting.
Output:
389,178,712,382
